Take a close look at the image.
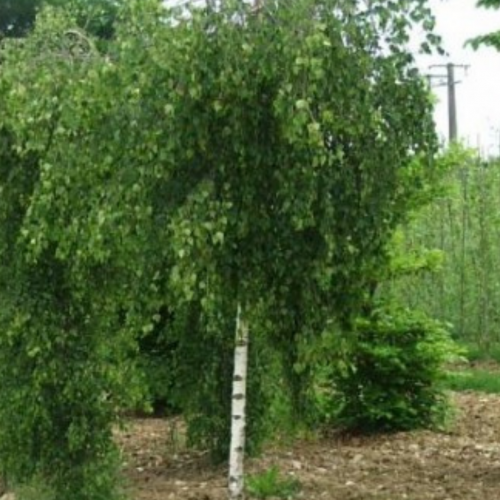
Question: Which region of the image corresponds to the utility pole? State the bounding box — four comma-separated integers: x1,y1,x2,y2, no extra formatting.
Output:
447,63,457,142
426,63,469,144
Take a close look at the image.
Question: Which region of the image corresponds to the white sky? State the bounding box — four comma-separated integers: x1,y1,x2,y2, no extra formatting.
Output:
420,0,500,154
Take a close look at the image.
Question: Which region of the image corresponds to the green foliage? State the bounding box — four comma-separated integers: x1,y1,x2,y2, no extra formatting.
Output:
49,0,122,39
468,0,500,50
138,354,178,415
329,307,457,433
0,274,138,500
0,7,145,499
246,466,301,500
135,307,181,415
0,0,123,39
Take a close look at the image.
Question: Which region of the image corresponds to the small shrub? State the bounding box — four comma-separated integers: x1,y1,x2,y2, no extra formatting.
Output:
246,466,301,499
329,306,458,433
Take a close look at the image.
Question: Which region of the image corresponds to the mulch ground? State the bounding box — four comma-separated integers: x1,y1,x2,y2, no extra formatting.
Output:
119,392,500,500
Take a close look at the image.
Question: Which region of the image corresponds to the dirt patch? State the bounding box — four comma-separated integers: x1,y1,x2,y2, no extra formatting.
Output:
467,360,500,372
118,393,500,499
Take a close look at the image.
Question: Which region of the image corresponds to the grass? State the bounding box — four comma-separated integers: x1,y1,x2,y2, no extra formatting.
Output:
460,342,500,364
246,466,301,499
444,369,500,394
14,480,55,500
441,341,500,394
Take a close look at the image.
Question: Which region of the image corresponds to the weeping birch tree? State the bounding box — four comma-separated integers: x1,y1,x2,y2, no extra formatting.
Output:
0,0,441,498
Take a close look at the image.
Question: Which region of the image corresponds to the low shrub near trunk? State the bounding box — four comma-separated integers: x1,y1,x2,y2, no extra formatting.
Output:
330,307,458,433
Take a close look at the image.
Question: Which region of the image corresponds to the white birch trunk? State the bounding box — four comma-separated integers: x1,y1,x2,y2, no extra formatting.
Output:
228,303,249,500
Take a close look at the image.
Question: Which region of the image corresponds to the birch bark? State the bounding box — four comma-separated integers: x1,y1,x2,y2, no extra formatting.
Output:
228,303,249,500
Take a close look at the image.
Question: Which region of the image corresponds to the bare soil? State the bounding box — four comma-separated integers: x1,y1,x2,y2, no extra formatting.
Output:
119,392,500,500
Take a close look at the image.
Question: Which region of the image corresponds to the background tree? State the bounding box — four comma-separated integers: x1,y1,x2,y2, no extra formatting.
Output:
0,0,122,39
0,0,41,37
384,146,500,349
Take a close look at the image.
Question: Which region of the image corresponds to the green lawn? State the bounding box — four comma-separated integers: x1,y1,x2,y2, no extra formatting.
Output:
444,369,500,394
